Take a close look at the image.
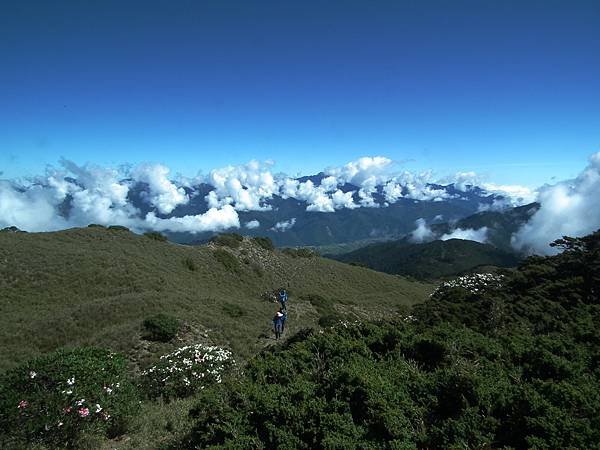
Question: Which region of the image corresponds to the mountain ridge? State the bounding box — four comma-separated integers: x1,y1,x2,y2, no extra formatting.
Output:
331,238,520,279
49,174,515,247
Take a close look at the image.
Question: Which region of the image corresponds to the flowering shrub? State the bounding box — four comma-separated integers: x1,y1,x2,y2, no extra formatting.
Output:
430,273,505,300
0,347,138,448
141,344,234,400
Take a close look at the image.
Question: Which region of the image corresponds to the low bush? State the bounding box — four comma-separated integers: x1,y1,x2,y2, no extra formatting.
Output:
144,231,167,242
0,347,137,449
1,226,26,233
318,314,343,328
221,303,245,318
213,249,240,273
87,224,106,229
251,263,264,278
302,293,336,315
143,314,181,342
282,247,319,258
210,233,244,249
140,344,234,400
349,261,369,268
107,225,130,232
252,236,274,251
183,257,197,271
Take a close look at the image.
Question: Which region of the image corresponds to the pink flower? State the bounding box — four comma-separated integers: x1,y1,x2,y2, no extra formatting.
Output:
63,406,72,414
78,407,90,418
17,400,28,410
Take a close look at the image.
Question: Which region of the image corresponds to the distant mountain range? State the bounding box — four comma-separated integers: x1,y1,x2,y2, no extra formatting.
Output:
119,173,521,247
326,203,538,279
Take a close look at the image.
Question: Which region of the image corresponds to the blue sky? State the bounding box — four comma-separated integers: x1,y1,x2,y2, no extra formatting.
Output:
1,0,599,187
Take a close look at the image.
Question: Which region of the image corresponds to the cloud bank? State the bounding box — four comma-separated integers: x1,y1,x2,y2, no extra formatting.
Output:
4,153,594,245
407,218,488,244
512,152,600,254
441,227,488,243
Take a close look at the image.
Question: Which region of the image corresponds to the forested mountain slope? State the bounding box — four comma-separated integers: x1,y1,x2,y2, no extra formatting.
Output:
333,238,520,279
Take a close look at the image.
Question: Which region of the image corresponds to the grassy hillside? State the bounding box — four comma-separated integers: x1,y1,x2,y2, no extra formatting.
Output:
0,226,432,372
1,228,598,449
331,238,520,279
170,230,600,449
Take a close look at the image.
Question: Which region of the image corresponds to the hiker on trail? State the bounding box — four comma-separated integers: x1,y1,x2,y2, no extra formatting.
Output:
278,288,288,310
273,310,285,340
280,308,287,333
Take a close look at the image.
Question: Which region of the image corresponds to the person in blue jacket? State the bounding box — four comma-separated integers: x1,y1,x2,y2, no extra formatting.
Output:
273,310,285,340
278,288,288,311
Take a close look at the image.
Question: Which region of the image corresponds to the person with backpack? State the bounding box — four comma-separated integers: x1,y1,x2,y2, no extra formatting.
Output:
278,288,288,311
272,310,285,340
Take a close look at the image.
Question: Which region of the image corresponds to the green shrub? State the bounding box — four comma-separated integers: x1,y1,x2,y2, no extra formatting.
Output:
213,249,240,273
0,347,137,449
140,344,234,400
221,303,245,318
251,263,264,278
349,261,369,268
183,257,197,271
318,314,343,328
87,224,106,229
107,225,130,232
282,247,319,258
210,233,244,249
302,293,335,315
302,294,342,327
142,314,181,342
252,237,274,251
144,231,167,242
1,226,26,233
180,231,600,449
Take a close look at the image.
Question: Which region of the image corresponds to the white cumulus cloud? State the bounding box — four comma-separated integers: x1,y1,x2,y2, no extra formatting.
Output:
271,218,296,232
441,227,488,243
449,171,480,192
144,205,240,234
205,160,277,211
409,218,435,243
480,183,537,209
132,164,188,214
326,156,393,186
512,152,600,254
245,220,260,229
383,171,453,203
0,181,65,231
